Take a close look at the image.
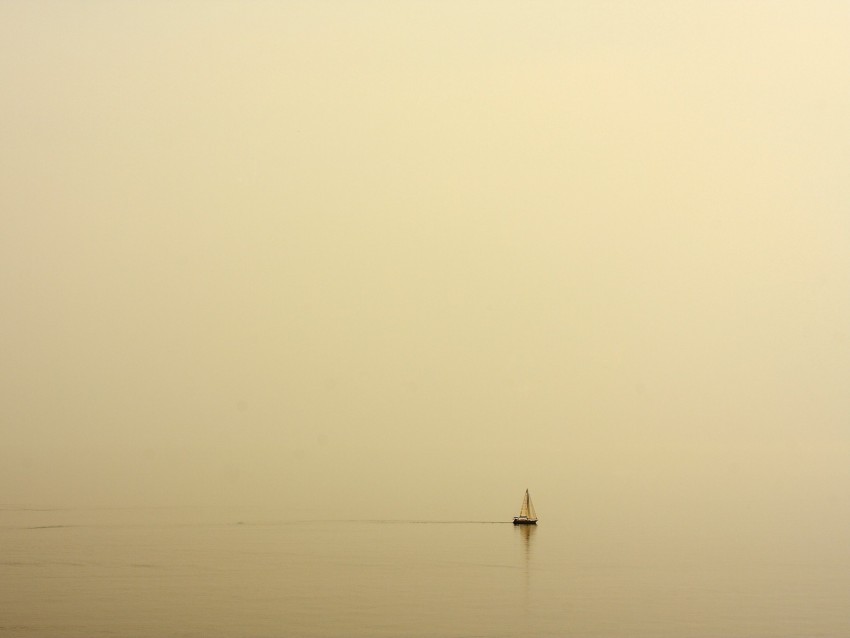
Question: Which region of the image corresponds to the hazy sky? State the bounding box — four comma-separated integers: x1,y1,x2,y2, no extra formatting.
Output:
2,2,848,530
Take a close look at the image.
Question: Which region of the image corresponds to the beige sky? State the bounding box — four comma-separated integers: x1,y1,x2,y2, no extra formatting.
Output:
1,2,848,532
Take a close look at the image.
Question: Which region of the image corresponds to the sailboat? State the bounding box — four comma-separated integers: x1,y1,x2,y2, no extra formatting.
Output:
513,489,538,525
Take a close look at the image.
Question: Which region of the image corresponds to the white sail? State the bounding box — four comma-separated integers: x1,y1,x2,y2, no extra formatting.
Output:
519,491,530,518
526,492,537,520
517,489,537,520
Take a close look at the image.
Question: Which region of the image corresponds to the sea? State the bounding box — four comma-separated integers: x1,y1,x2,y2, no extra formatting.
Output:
2,506,848,637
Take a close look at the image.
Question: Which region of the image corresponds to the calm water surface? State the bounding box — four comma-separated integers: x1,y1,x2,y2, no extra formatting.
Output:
2,507,848,637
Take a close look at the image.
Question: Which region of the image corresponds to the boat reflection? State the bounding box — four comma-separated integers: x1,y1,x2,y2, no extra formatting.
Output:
515,520,535,613
515,520,536,562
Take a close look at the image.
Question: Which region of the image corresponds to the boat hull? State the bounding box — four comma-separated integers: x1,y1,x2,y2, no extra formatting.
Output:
512,517,537,525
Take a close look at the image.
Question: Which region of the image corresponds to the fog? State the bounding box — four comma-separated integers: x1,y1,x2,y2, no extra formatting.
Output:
2,2,848,547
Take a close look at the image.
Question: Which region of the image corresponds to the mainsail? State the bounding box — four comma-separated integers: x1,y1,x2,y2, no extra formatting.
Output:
519,489,537,519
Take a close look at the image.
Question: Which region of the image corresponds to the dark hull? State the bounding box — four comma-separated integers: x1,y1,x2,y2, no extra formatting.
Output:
512,518,537,525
